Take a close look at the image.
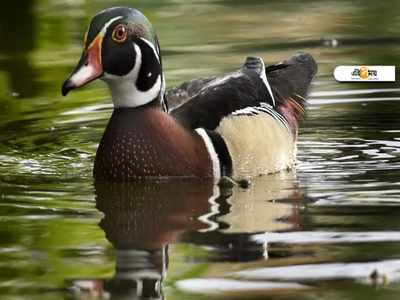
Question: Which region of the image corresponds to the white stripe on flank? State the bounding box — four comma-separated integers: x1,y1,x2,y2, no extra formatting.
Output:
195,128,221,179
258,59,276,107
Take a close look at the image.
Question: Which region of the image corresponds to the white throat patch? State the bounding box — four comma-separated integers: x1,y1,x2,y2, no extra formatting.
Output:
102,42,162,108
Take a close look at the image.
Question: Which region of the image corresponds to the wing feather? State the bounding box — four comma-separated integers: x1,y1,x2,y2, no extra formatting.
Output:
168,53,317,132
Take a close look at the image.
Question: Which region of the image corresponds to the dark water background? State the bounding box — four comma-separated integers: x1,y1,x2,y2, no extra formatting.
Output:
1,0,400,299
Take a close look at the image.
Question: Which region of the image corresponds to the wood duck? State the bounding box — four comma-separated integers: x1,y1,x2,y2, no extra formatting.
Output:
61,7,317,181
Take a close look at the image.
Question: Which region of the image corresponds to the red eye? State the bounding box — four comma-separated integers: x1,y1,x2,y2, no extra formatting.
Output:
112,24,128,43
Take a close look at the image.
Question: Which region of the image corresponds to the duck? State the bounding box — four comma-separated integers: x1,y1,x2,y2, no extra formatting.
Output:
61,7,317,181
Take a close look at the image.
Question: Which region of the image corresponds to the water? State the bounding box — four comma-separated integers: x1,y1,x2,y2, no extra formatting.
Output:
1,0,400,299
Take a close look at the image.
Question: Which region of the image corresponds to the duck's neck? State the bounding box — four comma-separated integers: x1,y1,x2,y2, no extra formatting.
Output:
104,75,167,111
94,106,213,181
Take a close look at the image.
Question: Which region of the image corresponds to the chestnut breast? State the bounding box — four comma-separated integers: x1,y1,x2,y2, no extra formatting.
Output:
94,107,213,180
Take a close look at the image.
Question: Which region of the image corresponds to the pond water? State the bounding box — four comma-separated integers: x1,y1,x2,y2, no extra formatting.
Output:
1,0,400,299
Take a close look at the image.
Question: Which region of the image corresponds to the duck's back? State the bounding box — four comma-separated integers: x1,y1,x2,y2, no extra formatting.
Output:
168,53,317,179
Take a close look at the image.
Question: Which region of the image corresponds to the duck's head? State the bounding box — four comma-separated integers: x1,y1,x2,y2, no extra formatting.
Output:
62,7,166,109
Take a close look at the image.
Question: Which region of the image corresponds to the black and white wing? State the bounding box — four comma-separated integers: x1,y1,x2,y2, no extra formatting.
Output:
169,53,317,132
165,77,216,111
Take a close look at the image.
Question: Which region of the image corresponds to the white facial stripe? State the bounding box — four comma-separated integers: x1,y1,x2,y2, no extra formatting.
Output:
100,16,123,36
156,41,161,56
195,128,221,179
160,74,167,112
148,39,167,111
103,43,162,108
140,37,160,62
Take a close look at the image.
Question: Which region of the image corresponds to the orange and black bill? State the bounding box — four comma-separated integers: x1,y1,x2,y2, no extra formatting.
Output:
62,34,103,96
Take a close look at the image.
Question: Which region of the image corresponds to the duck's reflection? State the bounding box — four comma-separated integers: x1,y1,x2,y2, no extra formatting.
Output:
69,173,302,299
94,180,218,299
181,173,302,262
96,180,217,250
